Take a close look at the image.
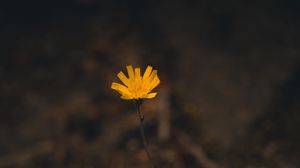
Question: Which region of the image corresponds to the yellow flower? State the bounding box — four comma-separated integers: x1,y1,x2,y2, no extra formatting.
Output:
111,65,160,100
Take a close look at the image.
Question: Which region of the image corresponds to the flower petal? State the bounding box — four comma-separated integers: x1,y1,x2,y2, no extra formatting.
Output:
126,65,135,80
120,95,133,100
149,76,160,90
142,66,153,80
117,71,130,86
111,82,130,95
145,92,157,98
135,68,141,79
148,70,157,82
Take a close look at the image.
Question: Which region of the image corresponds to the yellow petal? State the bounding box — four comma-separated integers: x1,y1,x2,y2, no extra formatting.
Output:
135,68,141,79
117,71,130,86
148,70,157,82
149,76,160,90
142,66,153,80
126,65,135,80
111,82,130,95
145,92,157,98
120,95,133,100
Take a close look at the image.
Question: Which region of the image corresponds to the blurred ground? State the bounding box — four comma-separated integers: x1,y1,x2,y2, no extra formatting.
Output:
0,0,299,167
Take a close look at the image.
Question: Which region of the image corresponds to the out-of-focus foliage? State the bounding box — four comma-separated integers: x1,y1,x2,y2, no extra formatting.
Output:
0,0,299,167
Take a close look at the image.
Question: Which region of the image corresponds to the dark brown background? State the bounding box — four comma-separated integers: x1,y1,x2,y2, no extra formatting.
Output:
0,0,299,167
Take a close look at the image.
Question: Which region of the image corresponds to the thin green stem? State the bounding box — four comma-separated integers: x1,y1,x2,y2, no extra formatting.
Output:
134,100,155,168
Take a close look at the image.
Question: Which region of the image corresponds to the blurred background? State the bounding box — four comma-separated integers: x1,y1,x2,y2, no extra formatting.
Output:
0,0,299,167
